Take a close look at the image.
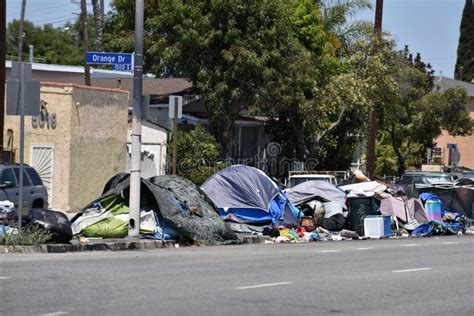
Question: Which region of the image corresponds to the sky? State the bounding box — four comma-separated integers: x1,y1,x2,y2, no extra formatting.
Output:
354,0,465,78
5,0,466,78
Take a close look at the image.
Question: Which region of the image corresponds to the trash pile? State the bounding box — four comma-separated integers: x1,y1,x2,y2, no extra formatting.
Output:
2,165,472,247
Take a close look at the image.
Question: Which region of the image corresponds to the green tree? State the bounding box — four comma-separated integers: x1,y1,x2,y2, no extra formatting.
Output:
377,47,473,175
455,0,474,82
7,20,83,65
107,0,311,154
175,125,222,185
318,0,373,56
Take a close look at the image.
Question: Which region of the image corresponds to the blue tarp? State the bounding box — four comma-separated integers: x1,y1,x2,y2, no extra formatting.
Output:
202,165,300,226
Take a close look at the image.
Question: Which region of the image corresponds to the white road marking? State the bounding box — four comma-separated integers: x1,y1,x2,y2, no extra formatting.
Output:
441,241,459,245
392,268,432,273
0,276,11,280
357,247,374,250
38,312,69,316
235,282,292,290
318,250,342,253
400,244,421,247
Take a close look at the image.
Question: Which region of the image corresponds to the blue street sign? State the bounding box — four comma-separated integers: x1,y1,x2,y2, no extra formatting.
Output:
86,52,133,65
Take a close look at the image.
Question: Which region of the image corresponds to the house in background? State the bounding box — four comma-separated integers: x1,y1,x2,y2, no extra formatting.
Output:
4,61,272,172
126,119,168,178
433,76,474,169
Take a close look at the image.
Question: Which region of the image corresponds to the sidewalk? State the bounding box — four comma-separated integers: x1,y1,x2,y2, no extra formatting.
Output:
0,234,265,254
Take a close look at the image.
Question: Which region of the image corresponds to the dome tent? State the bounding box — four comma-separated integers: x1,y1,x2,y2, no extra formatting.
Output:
201,165,300,231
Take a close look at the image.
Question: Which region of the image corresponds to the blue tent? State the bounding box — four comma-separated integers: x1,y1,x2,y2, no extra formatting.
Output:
201,165,300,227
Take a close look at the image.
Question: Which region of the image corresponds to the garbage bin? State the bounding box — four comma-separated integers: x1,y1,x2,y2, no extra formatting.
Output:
348,196,380,236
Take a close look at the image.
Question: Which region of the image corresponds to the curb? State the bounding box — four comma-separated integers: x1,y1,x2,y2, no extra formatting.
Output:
1,234,266,254
1,239,176,254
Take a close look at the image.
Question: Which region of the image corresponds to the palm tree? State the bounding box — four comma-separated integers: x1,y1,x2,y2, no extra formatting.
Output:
318,0,373,55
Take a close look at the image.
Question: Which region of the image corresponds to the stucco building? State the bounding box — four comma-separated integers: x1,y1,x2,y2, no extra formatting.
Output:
3,82,129,212
433,76,474,169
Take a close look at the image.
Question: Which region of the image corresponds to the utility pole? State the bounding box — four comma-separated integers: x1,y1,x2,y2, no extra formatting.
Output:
18,0,26,61
80,0,91,86
129,0,144,238
91,0,103,51
0,0,5,162
366,0,383,179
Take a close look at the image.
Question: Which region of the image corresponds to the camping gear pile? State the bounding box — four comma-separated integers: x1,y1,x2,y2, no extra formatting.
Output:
3,166,471,246
70,174,239,246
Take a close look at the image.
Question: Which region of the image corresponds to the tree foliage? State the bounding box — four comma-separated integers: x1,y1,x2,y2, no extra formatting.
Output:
455,0,474,82
377,46,473,175
7,20,83,65
175,125,222,185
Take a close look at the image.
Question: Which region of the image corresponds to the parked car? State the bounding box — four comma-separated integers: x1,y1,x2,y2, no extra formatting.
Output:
0,164,48,218
287,173,338,188
397,172,456,185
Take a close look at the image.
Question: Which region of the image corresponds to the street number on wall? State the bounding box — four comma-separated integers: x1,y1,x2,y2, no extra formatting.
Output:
32,101,57,129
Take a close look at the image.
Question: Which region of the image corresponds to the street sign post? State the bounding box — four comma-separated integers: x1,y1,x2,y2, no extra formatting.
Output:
6,62,40,229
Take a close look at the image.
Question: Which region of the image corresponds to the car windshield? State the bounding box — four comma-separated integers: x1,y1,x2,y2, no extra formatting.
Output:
424,175,453,183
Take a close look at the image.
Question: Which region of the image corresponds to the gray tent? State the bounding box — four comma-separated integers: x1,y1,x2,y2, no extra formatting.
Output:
74,174,240,245
201,165,300,228
286,180,346,206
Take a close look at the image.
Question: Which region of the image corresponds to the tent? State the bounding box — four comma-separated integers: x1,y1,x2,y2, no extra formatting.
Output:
72,174,240,245
201,165,300,230
286,180,346,206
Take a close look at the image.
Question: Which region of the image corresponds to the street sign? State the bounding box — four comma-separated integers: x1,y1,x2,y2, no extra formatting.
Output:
6,80,40,116
168,95,183,119
86,52,133,65
6,62,41,230
112,64,132,72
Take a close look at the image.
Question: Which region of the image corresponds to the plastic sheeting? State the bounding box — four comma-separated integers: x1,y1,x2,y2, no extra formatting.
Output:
339,181,388,194
286,180,346,206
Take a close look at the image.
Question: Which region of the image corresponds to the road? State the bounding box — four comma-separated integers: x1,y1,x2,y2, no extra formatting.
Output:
1,236,473,316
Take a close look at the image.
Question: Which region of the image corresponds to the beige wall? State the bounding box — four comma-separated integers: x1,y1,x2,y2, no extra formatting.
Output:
68,86,129,211
4,83,128,213
435,97,474,169
4,85,74,211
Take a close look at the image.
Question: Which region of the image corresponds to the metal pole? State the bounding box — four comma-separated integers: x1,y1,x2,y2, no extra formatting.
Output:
128,0,144,238
18,0,26,62
172,97,178,175
80,0,91,86
29,45,33,64
0,0,6,162
18,62,25,230
366,0,383,178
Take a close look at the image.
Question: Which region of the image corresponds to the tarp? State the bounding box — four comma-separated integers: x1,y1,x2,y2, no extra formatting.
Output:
286,180,346,206
417,185,474,219
380,196,409,222
149,175,238,242
201,165,300,227
73,174,240,245
339,181,388,194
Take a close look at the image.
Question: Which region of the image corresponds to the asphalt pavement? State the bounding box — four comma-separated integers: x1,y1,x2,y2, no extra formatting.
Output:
1,236,473,316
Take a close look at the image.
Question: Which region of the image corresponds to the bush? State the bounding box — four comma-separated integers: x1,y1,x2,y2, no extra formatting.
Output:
172,125,223,185
1,224,52,246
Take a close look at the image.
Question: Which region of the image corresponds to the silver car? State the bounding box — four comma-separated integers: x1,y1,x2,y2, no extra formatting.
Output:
0,165,49,218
